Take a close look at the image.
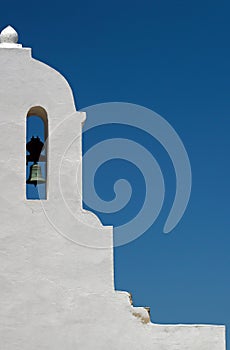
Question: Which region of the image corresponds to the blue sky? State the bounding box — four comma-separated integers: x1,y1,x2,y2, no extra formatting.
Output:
3,0,230,346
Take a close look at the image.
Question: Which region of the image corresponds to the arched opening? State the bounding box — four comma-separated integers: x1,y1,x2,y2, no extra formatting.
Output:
26,106,48,200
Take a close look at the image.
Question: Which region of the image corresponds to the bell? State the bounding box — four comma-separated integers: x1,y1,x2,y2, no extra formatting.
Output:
26,163,46,186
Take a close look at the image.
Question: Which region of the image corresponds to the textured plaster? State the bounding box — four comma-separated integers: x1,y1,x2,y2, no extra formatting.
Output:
0,29,226,349
0,26,22,48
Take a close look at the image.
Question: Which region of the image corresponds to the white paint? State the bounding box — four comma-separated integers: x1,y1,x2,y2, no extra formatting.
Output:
0,26,226,349
0,25,22,48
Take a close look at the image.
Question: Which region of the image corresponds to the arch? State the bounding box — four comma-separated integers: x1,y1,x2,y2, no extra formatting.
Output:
26,106,48,200
27,106,48,142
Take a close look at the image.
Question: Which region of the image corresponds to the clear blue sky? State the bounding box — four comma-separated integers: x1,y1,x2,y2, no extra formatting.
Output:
2,0,230,346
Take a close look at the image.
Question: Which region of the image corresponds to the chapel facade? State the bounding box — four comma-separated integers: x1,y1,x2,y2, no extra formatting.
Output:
0,25,225,350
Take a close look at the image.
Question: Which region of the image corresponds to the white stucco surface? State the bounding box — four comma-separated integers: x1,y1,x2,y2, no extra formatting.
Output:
0,27,226,349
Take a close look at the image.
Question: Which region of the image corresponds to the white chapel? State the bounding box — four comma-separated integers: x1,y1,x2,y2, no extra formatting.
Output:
0,25,225,349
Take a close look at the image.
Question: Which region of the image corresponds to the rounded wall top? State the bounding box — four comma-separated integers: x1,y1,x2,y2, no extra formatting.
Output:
0,24,84,121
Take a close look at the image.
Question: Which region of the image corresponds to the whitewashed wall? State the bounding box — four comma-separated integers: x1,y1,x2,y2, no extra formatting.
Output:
0,26,225,349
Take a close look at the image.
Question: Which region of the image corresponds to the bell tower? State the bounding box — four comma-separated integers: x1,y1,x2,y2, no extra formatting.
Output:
0,26,225,350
